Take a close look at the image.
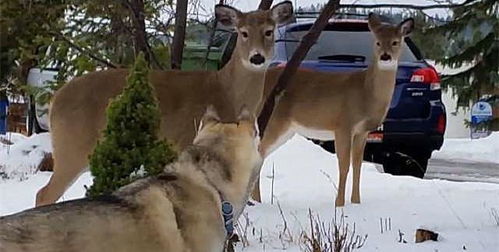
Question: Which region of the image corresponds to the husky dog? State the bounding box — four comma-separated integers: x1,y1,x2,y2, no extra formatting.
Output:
0,106,262,252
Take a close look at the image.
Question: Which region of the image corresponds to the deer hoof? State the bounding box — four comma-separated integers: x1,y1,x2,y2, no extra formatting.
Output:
351,196,361,204
335,197,345,207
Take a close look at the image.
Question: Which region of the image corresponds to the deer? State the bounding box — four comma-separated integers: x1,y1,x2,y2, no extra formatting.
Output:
252,14,415,207
35,1,294,206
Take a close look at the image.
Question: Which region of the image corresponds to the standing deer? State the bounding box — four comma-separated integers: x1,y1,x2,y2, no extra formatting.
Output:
35,2,294,206
253,14,414,207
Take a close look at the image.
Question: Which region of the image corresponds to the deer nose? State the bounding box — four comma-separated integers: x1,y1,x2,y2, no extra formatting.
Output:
250,54,265,65
380,53,392,61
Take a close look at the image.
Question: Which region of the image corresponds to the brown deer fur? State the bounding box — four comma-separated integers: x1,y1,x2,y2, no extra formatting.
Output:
252,14,415,207
35,2,294,206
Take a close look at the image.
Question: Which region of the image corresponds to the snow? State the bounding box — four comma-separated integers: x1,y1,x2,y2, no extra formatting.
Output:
0,133,53,181
0,172,92,216
433,132,499,164
1,134,499,251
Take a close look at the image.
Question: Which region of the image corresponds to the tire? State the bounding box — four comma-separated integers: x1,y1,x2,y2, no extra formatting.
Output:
27,96,44,135
312,140,336,153
382,150,429,178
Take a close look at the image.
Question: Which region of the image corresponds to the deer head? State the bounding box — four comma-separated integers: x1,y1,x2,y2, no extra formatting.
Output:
368,13,414,71
215,1,294,71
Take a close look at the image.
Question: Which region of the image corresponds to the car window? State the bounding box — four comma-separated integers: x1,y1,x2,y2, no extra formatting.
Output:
284,30,417,62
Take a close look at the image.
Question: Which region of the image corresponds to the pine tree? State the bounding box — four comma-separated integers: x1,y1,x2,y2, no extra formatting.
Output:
87,53,176,197
429,0,498,108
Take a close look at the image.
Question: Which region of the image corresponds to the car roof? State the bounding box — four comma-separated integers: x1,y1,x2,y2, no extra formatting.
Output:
281,14,393,33
283,20,370,32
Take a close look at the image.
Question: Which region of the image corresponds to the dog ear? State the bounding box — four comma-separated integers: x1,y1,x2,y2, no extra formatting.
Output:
202,105,221,123
368,13,382,32
237,105,253,122
271,1,294,25
215,4,242,28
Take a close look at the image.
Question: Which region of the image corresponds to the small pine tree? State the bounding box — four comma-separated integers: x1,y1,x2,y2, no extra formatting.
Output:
87,53,176,197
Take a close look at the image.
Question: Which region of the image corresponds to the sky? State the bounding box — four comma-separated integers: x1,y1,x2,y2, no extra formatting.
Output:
198,0,465,18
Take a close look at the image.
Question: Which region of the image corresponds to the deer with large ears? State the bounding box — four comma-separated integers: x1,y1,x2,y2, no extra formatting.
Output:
35,1,294,207
253,14,415,206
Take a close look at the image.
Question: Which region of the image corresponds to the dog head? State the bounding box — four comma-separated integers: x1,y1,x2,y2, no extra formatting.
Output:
194,105,262,170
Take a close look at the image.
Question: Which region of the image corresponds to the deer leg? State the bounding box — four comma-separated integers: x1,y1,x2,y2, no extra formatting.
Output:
250,118,293,202
334,129,352,207
250,176,262,203
36,137,90,206
351,132,368,204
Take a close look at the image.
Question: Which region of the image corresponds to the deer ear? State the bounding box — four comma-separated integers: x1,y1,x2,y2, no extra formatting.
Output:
368,13,382,31
215,4,242,28
202,105,221,123
237,105,254,122
398,18,414,37
271,1,294,25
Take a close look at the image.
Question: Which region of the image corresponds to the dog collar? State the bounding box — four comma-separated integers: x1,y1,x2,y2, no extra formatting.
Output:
221,200,234,237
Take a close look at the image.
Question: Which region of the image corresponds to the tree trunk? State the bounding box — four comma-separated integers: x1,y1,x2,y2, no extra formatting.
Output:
128,0,149,59
171,0,189,70
203,0,224,68
258,0,341,137
127,0,162,68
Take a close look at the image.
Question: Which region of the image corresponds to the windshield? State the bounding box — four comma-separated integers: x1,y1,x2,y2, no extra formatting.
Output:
284,30,418,62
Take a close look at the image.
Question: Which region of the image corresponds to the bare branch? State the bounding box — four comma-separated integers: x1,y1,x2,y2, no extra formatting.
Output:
52,32,118,69
258,0,273,10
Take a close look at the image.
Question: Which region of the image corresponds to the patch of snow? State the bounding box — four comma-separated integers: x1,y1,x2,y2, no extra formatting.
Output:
433,132,499,164
0,132,28,154
238,135,499,251
1,134,498,252
0,172,92,216
0,133,53,181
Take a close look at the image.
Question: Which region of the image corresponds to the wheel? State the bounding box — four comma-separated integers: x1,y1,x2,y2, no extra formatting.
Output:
382,150,429,178
27,96,44,135
407,151,429,178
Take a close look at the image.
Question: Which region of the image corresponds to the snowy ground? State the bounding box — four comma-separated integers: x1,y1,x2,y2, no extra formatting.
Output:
1,133,499,251
432,132,499,164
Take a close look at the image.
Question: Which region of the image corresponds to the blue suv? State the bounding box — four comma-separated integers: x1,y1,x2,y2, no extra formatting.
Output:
270,18,446,178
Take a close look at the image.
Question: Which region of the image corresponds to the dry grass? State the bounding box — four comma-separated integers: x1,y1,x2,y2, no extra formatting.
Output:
301,209,367,252
491,208,499,226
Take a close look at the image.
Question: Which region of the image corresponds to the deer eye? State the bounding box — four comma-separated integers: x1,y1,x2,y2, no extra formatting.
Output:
392,41,399,46
376,42,381,46
241,31,248,38
265,30,273,37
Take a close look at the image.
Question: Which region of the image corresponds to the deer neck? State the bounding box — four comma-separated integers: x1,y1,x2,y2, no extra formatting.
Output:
364,60,397,105
217,50,267,114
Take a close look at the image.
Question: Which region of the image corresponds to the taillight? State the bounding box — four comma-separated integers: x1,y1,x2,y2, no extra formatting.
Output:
410,67,441,90
436,113,446,134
